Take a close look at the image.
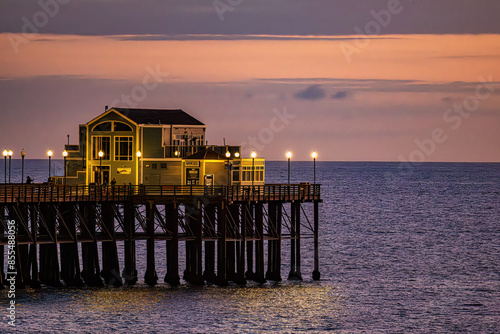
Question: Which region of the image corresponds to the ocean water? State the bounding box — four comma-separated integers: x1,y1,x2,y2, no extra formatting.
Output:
1,160,500,333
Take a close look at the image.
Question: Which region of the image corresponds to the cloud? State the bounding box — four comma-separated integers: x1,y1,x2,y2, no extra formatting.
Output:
1,0,499,36
332,91,348,99
294,85,326,100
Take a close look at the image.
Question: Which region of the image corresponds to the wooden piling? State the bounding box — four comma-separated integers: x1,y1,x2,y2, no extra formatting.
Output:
245,203,255,281
38,204,62,287
203,204,216,283
216,202,228,285
312,201,320,280
254,202,265,283
80,204,103,286
164,203,179,286
28,204,41,288
123,202,137,285
101,203,122,286
144,202,158,285
59,203,83,286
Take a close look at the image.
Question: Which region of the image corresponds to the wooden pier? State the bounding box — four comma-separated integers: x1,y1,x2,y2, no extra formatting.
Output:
0,184,321,288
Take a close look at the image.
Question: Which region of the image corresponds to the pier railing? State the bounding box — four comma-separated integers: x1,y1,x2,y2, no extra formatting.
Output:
0,184,320,204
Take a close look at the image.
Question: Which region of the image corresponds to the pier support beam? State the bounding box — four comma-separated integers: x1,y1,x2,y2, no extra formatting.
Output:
59,203,83,287
236,204,247,285
216,202,228,285
144,202,158,286
29,205,40,288
266,202,282,281
38,204,62,287
312,201,320,280
203,204,216,283
164,203,179,286
11,204,29,288
227,204,239,283
101,203,122,286
184,202,203,285
80,204,103,286
254,202,265,283
288,202,302,280
244,203,254,280
123,202,137,285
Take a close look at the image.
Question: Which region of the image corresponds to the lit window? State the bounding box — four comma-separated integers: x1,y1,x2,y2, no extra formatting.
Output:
92,136,110,160
114,137,133,161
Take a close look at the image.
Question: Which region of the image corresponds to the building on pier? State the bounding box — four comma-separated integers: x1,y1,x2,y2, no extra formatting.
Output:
60,107,265,186
0,106,321,289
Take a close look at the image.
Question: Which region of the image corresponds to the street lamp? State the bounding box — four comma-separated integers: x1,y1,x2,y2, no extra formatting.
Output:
136,151,142,184
225,151,231,186
47,149,53,179
312,150,317,185
3,149,7,184
63,150,68,185
286,150,292,184
98,150,104,184
21,149,25,184
251,150,256,186
8,149,12,184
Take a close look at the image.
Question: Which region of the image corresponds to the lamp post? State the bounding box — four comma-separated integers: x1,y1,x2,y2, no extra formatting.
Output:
136,151,142,184
251,150,256,186
63,150,68,185
312,150,317,185
3,149,7,184
8,149,12,184
286,150,292,184
98,150,104,184
21,149,25,184
47,149,53,179
225,151,231,186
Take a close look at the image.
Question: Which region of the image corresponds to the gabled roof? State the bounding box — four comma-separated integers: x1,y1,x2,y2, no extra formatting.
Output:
113,108,205,126
184,149,227,160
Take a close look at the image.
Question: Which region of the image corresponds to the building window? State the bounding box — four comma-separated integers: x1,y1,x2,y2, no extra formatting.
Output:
152,163,157,169
92,122,112,131
113,122,133,131
114,136,133,161
160,163,167,169
92,136,110,160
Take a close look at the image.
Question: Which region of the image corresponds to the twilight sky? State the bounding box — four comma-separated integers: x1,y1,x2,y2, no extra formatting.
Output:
0,0,499,161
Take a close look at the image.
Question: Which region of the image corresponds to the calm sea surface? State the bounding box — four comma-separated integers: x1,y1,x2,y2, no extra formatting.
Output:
1,160,500,333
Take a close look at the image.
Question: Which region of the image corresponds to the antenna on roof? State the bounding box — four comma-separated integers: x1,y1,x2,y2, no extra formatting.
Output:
223,137,226,146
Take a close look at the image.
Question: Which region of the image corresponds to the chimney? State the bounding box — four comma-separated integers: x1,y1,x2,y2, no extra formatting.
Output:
105,105,108,111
